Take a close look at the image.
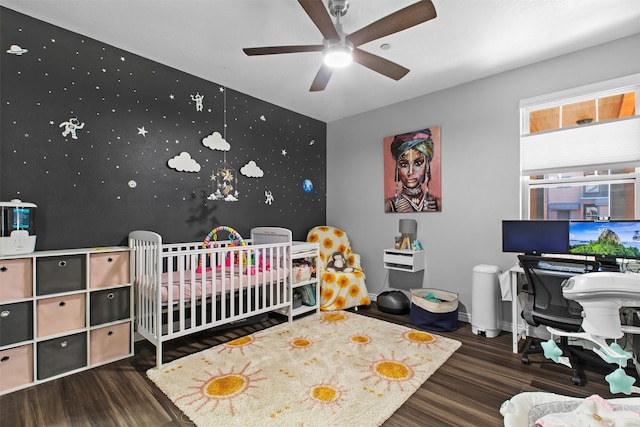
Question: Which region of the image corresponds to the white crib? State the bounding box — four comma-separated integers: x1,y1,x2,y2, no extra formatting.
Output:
128,227,292,368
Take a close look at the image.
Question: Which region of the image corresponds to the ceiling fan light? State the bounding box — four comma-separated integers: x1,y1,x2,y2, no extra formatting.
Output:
323,45,353,68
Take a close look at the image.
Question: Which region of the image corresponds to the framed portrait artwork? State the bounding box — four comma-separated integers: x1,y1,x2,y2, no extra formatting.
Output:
383,126,441,213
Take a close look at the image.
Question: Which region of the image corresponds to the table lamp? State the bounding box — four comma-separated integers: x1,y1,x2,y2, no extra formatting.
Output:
399,219,417,250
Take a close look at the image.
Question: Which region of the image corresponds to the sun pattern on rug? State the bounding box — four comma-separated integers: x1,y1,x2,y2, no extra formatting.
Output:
301,378,349,414
349,333,372,345
174,361,267,416
148,311,462,427
319,311,350,324
285,335,318,351
360,350,424,393
217,333,264,355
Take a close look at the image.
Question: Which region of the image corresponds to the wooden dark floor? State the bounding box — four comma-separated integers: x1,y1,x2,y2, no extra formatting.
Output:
1,304,634,427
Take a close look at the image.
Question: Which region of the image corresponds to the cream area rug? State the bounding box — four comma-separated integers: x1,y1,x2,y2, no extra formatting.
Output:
147,311,462,427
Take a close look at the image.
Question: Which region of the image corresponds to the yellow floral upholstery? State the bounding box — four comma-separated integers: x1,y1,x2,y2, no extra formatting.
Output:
306,226,371,311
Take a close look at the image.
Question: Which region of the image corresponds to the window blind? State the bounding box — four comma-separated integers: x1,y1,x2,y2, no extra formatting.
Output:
520,116,640,175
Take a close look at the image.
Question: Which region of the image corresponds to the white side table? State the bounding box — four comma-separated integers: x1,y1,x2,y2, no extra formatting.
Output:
383,249,425,272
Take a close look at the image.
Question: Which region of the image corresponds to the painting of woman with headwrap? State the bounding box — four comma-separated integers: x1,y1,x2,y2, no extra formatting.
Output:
383,127,441,213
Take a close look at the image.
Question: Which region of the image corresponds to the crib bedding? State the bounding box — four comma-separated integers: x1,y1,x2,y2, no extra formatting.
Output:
158,267,289,303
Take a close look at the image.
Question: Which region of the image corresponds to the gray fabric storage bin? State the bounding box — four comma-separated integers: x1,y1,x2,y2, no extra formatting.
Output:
0,301,33,345
89,287,130,326
37,332,87,379
36,255,86,295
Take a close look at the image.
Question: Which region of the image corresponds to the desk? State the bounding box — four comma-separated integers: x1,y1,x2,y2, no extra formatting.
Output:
506,265,525,353
505,262,601,354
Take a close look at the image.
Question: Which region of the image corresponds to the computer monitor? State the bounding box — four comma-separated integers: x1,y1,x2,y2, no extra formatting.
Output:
502,220,570,255
569,220,640,267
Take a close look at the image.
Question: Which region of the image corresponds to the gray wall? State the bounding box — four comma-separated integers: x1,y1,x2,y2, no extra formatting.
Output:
326,33,640,328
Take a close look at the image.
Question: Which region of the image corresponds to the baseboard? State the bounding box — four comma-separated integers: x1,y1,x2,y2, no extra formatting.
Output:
457,311,471,323
459,311,521,336
370,295,522,337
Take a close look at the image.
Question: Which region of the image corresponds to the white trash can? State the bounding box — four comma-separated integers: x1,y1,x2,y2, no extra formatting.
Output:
471,264,502,338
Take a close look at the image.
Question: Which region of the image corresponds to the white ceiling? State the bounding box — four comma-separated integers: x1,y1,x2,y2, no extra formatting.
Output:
2,0,640,122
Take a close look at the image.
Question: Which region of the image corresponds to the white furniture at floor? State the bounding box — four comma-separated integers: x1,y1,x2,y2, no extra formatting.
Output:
506,265,525,353
471,264,502,338
130,228,296,369
0,247,133,395
286,242,320,319
505,261,625,354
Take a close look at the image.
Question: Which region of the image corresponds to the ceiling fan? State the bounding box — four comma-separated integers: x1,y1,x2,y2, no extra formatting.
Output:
243,0,437,91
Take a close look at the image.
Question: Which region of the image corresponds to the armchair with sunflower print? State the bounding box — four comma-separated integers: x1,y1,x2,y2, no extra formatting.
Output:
306,226,371,311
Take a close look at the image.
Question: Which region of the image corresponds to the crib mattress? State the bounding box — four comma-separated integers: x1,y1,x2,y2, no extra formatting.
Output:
153,267,289,304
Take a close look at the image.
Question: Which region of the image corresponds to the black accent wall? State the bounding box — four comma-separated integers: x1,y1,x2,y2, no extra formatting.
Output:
1,7,326,249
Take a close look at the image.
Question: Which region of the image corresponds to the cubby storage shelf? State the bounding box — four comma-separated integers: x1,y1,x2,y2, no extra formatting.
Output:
0,247,133,395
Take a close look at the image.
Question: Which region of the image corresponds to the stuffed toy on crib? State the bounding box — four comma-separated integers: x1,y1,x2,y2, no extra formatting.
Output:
196,226,270,274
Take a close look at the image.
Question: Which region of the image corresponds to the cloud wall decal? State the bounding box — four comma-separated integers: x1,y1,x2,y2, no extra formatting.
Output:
202,131,230,151
241,160,264,178
168,152,201,172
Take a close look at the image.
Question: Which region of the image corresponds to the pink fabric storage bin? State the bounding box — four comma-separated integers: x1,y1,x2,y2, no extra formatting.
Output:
37,293,86,337
0,258,32,302
90,322,131,365
90,251,129,289
0,344,33,392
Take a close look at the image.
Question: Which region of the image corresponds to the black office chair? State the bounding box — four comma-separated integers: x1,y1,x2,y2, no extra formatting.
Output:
517,255,600,386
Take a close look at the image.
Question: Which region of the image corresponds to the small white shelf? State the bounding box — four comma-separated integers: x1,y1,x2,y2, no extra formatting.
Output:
383,249,425,272
291,242,318,259
291,278,315,289
287,241,320,319
291,304,318,317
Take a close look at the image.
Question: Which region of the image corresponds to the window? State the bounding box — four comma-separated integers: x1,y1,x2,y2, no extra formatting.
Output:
528,92,636,134
519,74,640,220
526,169,636,220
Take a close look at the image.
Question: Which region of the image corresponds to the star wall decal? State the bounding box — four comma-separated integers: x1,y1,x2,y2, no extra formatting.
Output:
137,127,148,137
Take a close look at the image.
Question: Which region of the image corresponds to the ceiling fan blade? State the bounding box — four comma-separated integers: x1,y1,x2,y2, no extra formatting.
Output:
347,0,437,47
353,48,409,81
243,45,324,56
298,0,340,40
310,64,333,92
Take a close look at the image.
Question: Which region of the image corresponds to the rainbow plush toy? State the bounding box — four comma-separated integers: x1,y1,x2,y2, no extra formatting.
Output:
203,226,246,249
196,226,270,274
197,226,246,273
